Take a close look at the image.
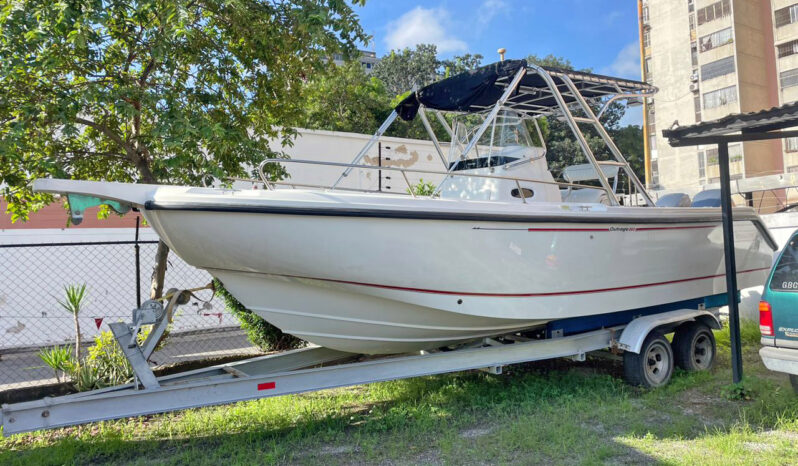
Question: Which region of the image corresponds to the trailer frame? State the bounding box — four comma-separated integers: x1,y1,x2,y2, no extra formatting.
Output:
1,296,721,436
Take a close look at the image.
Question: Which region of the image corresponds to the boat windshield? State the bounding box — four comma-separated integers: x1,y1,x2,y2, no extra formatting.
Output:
448,109,540,171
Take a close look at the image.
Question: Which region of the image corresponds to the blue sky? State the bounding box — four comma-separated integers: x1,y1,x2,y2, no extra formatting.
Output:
354,1,644,126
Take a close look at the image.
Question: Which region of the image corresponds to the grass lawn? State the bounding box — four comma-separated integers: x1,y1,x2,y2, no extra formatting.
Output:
2,321,797,465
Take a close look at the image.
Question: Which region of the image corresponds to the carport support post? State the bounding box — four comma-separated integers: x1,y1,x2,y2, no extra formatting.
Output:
717,140,743,383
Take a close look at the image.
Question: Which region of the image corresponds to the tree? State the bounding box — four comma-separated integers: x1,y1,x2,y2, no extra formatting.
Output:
372,44,441,97
611,125,646,191
0,0,368,298
373,44,484,98
301,62,391,134
440,53,483,77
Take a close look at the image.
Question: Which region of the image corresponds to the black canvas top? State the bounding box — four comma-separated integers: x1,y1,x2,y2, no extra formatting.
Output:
395,59,654,121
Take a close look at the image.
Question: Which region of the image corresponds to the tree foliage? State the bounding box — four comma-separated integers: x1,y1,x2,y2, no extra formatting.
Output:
0,0,368,300
372,44,442,98
373,44,484,98
0,0,368,221
300,62,391,134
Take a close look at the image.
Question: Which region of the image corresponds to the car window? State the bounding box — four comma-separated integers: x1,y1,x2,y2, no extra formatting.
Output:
771,235,798,292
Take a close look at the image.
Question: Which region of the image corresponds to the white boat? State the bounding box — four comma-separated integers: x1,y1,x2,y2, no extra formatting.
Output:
33,61,777,354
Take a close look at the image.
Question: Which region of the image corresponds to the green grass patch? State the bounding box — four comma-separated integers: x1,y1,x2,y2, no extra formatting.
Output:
2,325,797,465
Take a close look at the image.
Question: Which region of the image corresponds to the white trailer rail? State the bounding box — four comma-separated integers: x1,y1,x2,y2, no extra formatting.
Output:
1,293,721,436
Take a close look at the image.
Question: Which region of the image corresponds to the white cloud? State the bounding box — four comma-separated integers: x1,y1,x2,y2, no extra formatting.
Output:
602,42,641,79
385,6,467,54
476,0,510,29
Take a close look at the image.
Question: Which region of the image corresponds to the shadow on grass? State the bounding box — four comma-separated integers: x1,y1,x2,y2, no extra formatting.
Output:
3,333,797,465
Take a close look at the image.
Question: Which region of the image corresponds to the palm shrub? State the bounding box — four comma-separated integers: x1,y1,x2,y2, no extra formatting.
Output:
57,284,87,361
38,345,72,383
38,284,137,391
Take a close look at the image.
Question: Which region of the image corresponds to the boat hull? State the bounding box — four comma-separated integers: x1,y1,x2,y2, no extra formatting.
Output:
140,193,774,354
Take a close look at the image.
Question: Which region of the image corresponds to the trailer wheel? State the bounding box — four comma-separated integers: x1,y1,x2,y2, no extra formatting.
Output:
790,375,798,394
623,332,674,388
672,322,715,372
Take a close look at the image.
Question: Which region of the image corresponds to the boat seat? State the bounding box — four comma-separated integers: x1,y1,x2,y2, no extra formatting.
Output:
692,189,722,207
559,163,617,205
560,187,609,204
656,193,691,207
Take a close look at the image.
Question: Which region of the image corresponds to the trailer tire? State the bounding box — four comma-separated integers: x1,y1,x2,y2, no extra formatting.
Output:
623,332,674,388
672,322,715,372
790,375,798,394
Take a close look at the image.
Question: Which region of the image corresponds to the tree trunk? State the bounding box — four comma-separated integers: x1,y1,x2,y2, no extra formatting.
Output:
150,240,170,299
130,155,170,300
73,314,81,362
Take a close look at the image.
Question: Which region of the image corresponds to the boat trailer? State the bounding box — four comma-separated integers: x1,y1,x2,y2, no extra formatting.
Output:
1,291,722,436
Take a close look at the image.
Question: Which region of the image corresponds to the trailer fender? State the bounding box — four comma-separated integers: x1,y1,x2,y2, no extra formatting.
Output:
615,309,721,354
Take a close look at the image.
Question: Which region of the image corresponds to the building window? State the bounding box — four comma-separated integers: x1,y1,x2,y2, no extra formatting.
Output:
702,85,737,109
778,39,798,58
697,0,731,26
704,144,742,166
651,159,659,186
643,29,651,48
647,119,657,151
788,165,798,173
688,0,694,13
701,56,735,81
786,137,798,153
699,27,733,52
645,57,653,80
694,95,702,122
642,6,649,23
691,42,698,67
780,68,798,89
706,147,719,167
775,4,798,28
689,14,696,32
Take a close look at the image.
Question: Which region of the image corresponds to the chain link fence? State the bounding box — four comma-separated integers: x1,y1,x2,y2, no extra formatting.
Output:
0,239,260,392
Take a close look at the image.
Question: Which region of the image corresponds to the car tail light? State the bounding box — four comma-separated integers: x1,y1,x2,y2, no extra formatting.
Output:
760,301,774,337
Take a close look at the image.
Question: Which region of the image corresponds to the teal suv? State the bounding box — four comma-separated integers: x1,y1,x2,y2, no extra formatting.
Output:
760,231,798,393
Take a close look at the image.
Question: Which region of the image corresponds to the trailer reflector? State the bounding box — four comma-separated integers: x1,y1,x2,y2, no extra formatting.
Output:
257,382,276,391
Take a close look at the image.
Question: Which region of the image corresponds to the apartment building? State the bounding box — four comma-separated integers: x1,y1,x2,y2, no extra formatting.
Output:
638,0,798,192
332,49,380,74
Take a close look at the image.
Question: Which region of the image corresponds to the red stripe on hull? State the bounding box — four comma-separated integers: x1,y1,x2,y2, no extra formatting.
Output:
273,267,770,298
526,225,716,232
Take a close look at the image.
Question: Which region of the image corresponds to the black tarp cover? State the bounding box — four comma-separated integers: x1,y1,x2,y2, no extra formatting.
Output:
394,60,654,121
395,59,527,121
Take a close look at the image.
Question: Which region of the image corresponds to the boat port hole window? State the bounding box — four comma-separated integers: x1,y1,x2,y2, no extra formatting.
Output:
511,187,534,199
770,235,798,292
448,109,542,171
